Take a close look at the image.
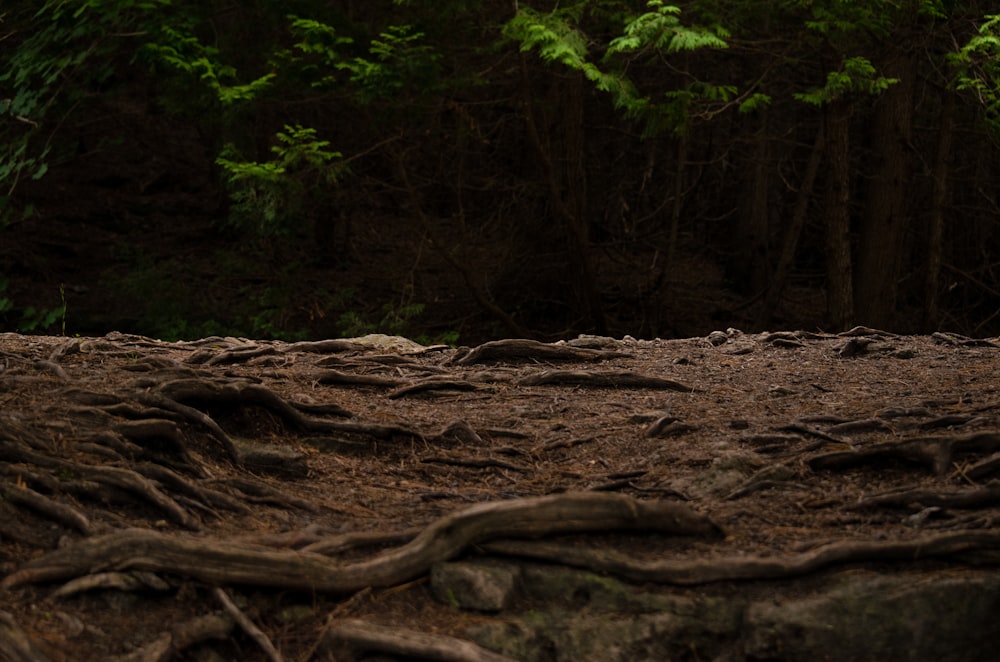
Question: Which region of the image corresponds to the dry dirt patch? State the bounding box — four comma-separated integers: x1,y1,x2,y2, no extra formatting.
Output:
1,329,999,660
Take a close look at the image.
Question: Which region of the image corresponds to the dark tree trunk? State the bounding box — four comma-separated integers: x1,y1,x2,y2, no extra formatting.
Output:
855,55,915,329
824,99,854,331
520,60,607,335
732,117,771,297
560,71,607,335
924,88,955,331
756,124,825,328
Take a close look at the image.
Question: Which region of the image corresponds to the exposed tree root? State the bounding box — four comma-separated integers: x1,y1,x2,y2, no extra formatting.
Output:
453,339,628,365
2,493,721,592
317,370,403,388
2,332,999,660
1,482,93,535
482,530,1000,585
434,419,487,446
134,463,249,515
113,419,199,469
300,528,423,556
0,446,201,530
421,455,528,473
284,339,370,354
212,476,318,512
151,377,353,433
136,391,241,464
850,484,1000,511
517,369,695,391
80,465,201,531
808,432,1000,475
119,612,235,662
969,452,1000,479
388,378,479,398
213,587,283,662
320,618,516,662
51,571,171,599
0,611,55,662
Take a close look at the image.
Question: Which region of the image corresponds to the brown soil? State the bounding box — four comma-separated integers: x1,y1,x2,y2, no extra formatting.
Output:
1,328,999,660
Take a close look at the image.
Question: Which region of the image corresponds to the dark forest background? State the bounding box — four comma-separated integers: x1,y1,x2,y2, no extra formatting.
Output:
2,0,999,344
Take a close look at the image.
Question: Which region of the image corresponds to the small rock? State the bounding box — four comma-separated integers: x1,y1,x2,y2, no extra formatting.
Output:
645,417,696,437
707,331,728,346
431,561,519,612
235,441,309,478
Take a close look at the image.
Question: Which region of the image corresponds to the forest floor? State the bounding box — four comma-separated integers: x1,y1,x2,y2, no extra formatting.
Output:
1,328,999,661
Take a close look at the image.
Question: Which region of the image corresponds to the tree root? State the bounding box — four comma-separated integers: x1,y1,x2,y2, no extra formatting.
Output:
118,612,235,662
320,618,516,662
0,448,201,531
317,370,403,388
134,463,249,515
453,339,628,365
850,483,1000,511
2,493,721,593
516,369,695,391
51,571,171,599
388,378,479,399
481,530,1000,585
421,455,529,473
1,482,92,535
213,587,283,662
0,611,56,662
80,465,201,531
808,432,1000,475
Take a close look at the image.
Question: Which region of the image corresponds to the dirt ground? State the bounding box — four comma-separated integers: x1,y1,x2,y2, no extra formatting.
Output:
1,328,999,661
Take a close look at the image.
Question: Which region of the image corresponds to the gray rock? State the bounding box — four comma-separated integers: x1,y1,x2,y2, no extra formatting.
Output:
744,572,1000,662
463,564,1000,661
431,561,519,612
468,564,743,661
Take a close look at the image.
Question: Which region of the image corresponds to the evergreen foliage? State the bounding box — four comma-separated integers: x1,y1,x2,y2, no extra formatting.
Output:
216,125,346,235
952,14,1000,137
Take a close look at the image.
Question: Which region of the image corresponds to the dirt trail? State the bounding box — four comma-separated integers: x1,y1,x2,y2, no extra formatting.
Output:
1,329,998,660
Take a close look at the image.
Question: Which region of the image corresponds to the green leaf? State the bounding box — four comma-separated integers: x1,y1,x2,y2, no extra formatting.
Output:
738,93,772,114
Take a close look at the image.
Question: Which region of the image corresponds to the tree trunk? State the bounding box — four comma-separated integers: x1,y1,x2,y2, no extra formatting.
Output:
824,99,854,331
855,55,915,329
924,88,955,331
732,117,771,297
756,124,825,328
519,59,607,335
560,70,607,335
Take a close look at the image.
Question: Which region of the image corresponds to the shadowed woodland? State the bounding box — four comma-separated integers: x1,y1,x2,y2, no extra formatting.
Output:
1,0,999,342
